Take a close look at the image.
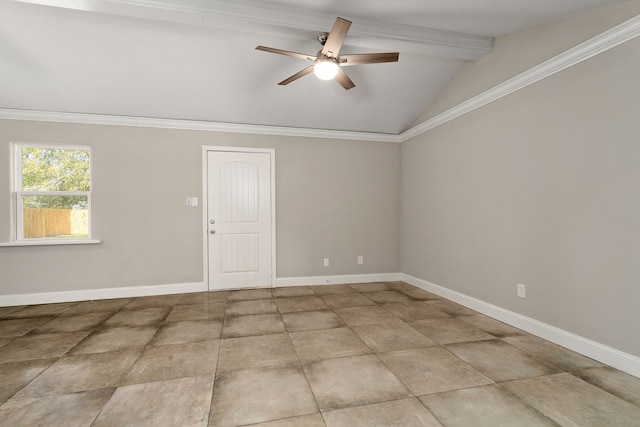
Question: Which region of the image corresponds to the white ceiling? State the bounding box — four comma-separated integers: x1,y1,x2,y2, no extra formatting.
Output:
0,0,628,134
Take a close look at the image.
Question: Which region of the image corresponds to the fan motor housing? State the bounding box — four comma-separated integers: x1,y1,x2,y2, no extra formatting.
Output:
317,32,329,45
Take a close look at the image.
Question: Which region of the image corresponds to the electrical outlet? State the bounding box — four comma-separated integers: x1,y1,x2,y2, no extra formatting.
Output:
323,258,329,267
517,283,526,298
357,255,364,265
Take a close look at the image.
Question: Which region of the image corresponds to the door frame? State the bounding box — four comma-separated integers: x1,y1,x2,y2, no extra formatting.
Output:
202,145,276,290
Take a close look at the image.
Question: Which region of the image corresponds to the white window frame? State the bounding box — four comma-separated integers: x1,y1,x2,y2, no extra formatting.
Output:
3,142,100,246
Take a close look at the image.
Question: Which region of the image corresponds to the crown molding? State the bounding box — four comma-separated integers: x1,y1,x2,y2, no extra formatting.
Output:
11,0,492,60
1,13,637,144
0,109,401,143
400,13,640,142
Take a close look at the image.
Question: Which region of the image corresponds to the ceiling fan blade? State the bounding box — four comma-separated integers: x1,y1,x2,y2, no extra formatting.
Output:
334,67,355,90
321,17,351,58
278,65,314,85
339,52,399,66
256,46,316,62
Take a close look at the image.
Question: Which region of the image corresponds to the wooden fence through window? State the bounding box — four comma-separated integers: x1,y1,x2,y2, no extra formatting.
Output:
23,208,88,238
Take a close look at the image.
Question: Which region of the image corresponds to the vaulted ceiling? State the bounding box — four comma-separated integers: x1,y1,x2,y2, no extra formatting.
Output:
0,0,629,134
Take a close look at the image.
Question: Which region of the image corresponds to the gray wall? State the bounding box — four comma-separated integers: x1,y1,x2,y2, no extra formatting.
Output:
0,120,400,294
401,16,640,356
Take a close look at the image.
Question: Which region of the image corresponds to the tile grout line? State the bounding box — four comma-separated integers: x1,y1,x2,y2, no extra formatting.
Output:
206,291,227,427
279,296,326,424
0,300,129,405
315,283,441,420
363,285,455,424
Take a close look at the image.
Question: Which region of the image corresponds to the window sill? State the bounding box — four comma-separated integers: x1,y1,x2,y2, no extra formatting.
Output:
0,239,102,247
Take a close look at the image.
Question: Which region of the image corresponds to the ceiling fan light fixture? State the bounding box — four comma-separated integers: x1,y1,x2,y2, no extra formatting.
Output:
256,17,398,90
313,59,339,80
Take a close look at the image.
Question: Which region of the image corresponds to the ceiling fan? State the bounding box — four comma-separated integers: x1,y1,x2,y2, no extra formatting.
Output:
256,17,399,90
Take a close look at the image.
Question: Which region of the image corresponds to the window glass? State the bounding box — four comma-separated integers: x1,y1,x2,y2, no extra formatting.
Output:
21,195,89,238
16,145,91,240
21,147,90,191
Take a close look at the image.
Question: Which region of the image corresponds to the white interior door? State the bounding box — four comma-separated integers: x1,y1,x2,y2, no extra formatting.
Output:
207,150,273,290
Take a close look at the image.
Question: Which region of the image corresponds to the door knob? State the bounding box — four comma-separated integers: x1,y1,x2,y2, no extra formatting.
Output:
210,230,216,234
210,219,215,224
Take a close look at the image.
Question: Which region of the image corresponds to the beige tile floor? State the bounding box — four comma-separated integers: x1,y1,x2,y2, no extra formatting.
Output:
1,282,639,426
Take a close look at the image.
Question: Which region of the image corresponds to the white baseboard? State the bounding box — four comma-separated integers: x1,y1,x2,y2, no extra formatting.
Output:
0,273,401,306
402,274,640,379
276,272,402,287
0,282,207,307
4,272,637,378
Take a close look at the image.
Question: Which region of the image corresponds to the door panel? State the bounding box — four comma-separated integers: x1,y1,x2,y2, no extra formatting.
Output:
220,233,259,273
207,151,272,290
219,161,259,223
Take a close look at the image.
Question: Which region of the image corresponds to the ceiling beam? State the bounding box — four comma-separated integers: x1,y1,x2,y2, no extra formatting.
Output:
12,0,493,60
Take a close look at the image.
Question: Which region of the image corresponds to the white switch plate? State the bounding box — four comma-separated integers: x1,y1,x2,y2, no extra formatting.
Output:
323,258,329,267
517,283,526,298
357,256,364,265
186,197,198,207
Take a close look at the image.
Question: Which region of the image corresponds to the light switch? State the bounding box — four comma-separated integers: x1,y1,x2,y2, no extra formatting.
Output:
186,197,198,207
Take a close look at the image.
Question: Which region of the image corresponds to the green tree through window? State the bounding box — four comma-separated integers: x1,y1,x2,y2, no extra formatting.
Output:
21,147,90,209
16,144,92,240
